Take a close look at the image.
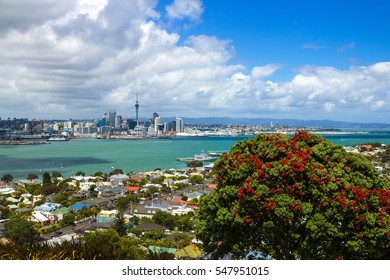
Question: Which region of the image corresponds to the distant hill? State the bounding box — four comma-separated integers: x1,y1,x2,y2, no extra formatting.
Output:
160,117,390,128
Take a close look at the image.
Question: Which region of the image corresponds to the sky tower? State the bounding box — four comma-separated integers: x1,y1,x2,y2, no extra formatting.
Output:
135,92,139,125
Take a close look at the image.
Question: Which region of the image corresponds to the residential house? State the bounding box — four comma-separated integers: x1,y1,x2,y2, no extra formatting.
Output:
109,174,129,186
0,184,15,195
136,222,165,232
125,186,140,194
175,241,202,259
79,181,96,192
30,211,50,225
82,197,116,208
34,202,62,212
133,204,169,219
69,202,92,211
96,209,134,228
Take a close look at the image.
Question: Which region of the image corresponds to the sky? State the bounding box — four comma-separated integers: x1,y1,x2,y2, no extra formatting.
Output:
1,0,390,123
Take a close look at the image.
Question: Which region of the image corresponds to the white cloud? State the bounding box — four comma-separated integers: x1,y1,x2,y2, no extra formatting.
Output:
166,0,203,20
0,0,389,123
338,41,355,53
251,65,280,80
323,102,335,112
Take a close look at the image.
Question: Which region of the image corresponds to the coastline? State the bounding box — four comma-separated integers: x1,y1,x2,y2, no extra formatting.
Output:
1,132,389,180
0,141,50,146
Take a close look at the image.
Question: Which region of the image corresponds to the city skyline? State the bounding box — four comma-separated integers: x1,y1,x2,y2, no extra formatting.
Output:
0,0,389,123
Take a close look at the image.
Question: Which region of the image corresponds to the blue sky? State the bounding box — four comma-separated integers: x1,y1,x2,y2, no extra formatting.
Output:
177,0,390,75
0,0,389,123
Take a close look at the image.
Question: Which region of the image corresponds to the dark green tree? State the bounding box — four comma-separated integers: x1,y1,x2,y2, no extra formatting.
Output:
1,174,13,183
0,229,147,260
42,184,61,195
5,217,38,244
187,160,203,168
152,211,175,229
189,175,204,185
51,171,62,178
63,213,75,226
42,172,51,186
109,168,124,176
113,210,127,236
196,131,390,260
26,173,38,181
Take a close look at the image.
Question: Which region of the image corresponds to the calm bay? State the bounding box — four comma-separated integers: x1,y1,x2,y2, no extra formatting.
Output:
1,132,390,179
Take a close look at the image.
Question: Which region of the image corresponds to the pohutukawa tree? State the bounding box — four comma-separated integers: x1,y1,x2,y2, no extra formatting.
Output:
196,131,390,259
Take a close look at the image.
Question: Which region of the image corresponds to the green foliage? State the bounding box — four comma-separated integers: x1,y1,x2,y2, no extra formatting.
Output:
197,131,390,260
152,211,175,229
63,213,75,226
108,168,124,176
75,171,85,176
0,229,147,260
25,183,43,196
42,172,51,186
143,231,166,240
51,171,62,178
174,212,195,232
5,217,38,244
187,160,203,167
26,173,39,180
113,210,128,236
1,174,13,183
42,184,61,196
151,175,165,184
189,175,204,185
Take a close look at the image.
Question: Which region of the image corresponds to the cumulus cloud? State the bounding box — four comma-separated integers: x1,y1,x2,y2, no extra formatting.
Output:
251,65,280,80
165,0,203,20
0,0,389,123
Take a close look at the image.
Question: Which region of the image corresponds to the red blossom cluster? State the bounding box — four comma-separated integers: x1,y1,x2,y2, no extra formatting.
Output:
215,131,390,235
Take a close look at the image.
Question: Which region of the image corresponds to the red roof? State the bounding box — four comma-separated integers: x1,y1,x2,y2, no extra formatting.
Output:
125,186,140,192
208,184,217,189
172,197,190,205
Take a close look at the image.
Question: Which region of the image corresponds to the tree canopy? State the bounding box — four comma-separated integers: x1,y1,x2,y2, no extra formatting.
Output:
196,131,390,260
1,174,13,183
5,217,38,244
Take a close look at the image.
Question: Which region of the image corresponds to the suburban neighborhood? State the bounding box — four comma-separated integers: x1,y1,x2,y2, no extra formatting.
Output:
1,141,389,260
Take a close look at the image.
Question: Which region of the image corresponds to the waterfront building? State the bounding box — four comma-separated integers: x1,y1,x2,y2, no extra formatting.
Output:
164,121,176,134
176,117,184,133
115,115,122,128
109,110,116,128
154,115,160,134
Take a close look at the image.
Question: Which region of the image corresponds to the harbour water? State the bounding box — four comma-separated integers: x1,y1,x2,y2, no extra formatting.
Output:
1,132,390,179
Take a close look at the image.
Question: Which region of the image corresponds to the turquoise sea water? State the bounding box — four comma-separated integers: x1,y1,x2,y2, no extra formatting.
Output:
1,132,390,179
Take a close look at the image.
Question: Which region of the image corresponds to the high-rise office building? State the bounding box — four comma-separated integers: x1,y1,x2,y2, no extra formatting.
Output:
154,116,160,134
109,110,116,128
176,117,184,133
115,115,122,128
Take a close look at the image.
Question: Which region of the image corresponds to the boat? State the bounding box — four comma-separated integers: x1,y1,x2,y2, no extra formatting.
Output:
177,150,215,162
47,136,70,141
208,150,227,157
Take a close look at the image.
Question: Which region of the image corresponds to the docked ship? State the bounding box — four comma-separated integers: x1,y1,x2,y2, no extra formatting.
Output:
47,136,70,141
177,150,216,163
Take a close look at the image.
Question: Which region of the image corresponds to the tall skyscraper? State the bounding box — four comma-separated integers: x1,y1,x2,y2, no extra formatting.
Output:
176,117,184,133
109,110,116,128
135,92,140,125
